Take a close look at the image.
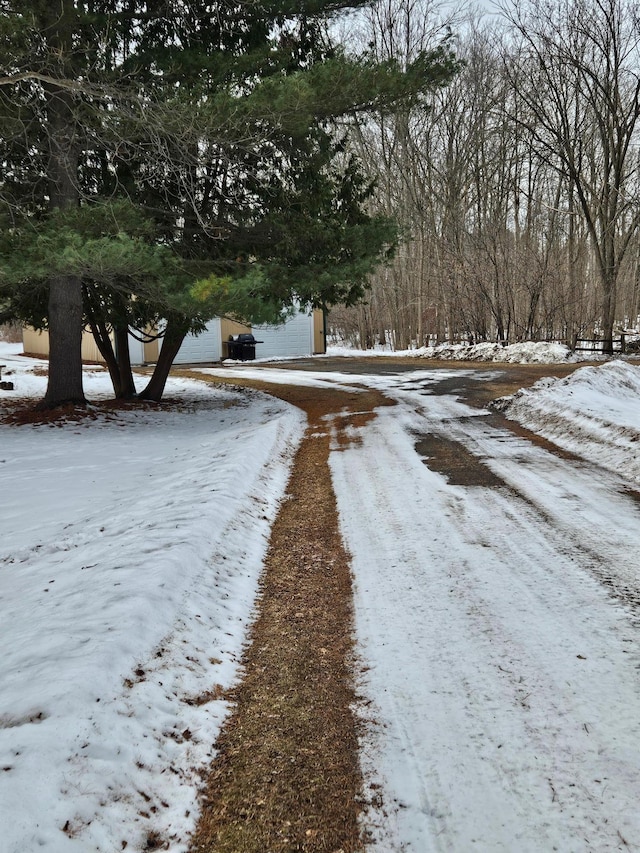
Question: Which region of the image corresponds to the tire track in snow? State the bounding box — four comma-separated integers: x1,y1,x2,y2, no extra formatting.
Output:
329,394,640,853
416,401,640,621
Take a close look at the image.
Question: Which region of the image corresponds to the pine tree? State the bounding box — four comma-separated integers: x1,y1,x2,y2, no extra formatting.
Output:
0,0,458,406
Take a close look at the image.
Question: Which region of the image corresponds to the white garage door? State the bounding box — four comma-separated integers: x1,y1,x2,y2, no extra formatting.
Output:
173,319,222,364
253,311,313,359
127,333,145,366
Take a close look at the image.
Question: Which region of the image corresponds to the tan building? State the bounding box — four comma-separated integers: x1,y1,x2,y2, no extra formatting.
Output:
23,309,326,365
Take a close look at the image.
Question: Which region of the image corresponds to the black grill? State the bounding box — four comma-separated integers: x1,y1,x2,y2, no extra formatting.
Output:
226,333,261,360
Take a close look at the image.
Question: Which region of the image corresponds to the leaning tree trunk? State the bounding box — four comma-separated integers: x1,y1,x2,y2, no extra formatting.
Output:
114,325,137,398
88,317,122,396
87,319,137,398
138,321,189,402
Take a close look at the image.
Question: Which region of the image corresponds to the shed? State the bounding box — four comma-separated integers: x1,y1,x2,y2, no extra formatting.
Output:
22,307,325,366
172,308,324,364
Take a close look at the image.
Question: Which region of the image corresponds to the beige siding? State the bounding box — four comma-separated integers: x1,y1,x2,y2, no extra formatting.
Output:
313,309,326,354
143,338,160,363
220,318,251,359
23,327,158,364
23,327,105,362
81,332,105,362
22,327,50,358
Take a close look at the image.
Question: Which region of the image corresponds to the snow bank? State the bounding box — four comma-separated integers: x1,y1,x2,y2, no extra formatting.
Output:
494,359,640,485
418,340,573,363
327,341,575,363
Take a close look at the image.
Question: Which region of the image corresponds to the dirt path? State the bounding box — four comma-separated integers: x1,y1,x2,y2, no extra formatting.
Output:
185,378,393,853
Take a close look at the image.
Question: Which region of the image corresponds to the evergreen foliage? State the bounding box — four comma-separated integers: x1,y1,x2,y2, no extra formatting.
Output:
0,0,458,405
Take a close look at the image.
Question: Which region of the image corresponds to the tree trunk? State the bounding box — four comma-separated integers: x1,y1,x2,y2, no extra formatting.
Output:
138,322,188,402
601,272,617,354
39,275,85,409
114,325,137,398
39,0,85,409
88,318,122,396
86,285,138,398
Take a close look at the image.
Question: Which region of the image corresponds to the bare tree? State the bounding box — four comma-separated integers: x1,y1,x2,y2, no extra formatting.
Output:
503,0,640,351
328,1,640,353
345,0,460,348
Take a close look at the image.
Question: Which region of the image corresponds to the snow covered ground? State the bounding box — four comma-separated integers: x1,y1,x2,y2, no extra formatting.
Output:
207,354,640,853
0,343,305,852
2,340,640,852
325,364,640,853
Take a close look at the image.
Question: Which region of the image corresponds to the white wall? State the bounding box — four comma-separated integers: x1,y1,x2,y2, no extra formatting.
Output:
169,310,315,364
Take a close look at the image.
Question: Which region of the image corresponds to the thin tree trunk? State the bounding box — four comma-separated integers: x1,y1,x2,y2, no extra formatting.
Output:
601,270,617,354
114,325,137,398
88,317,122,396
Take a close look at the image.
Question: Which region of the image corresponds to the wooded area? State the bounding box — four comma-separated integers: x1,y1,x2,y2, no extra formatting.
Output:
329,0,640,354
3,0,639,406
